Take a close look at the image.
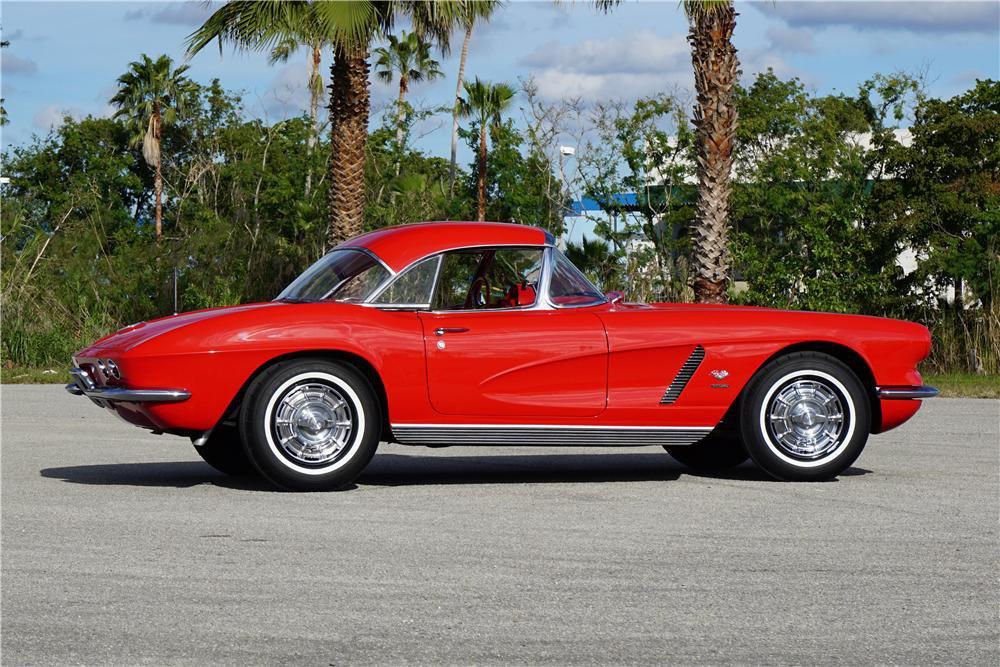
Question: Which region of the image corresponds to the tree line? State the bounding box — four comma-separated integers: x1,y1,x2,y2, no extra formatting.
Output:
1,0,996,375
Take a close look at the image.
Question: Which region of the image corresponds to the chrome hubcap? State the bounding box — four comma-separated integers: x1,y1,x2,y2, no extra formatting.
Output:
273,383,354,465
767,379,846,459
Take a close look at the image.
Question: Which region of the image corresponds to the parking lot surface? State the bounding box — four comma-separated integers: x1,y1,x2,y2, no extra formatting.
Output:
2,385,998,664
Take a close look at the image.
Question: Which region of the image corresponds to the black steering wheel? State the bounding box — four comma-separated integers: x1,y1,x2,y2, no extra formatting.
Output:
465,276,492,309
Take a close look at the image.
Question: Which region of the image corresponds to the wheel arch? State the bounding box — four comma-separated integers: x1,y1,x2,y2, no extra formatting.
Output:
751,341,880,433
215,349,392,441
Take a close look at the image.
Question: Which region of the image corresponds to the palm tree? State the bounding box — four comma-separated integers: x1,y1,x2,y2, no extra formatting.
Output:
458,78,516,221
268,32,329,197
188,1,465,249
373,30,443,151
110,54,195,241
597,0,739,303
448,1,502,194
684,0,739,304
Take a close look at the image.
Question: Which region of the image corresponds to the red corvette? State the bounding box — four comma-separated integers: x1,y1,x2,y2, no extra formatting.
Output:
68,222,937,490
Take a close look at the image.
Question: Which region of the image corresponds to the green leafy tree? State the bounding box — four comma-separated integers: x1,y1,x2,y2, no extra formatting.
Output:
187,0,466,249
458,77,516,220
110,54,197,240
893,80,999,311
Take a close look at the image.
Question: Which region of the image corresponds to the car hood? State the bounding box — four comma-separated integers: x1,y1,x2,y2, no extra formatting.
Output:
84,302,286,353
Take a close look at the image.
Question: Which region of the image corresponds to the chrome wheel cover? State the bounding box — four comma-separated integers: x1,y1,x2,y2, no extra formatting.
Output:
766,378,846,460
272,382,354,466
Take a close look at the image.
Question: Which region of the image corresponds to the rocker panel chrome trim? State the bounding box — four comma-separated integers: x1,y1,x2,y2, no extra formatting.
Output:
391,423,712,447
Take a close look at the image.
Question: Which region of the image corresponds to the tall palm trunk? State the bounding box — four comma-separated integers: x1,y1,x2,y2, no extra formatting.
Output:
326,44,370,249
477,124,487,221
153,109,163,241
688,2,739,304
395,74,408,149
394,74,409,176
449,23,473,194
305,45,321,198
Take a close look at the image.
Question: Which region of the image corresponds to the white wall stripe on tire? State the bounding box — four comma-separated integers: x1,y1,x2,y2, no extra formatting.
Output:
263,372,367,476
757,369,857,469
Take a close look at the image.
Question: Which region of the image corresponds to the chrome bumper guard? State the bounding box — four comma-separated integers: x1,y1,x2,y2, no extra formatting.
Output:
876,385,939,400
65,367,190,403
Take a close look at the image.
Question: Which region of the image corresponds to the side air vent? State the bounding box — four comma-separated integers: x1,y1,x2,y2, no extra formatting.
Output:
660,345,705,404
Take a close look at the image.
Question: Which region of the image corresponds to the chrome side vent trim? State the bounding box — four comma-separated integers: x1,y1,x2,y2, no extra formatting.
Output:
660,345,705,404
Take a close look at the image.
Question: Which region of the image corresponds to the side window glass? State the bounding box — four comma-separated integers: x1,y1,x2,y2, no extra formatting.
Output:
375,256,440,306
432,247,543,311
548,249,606,307
483,248,542,308
434,250,489,310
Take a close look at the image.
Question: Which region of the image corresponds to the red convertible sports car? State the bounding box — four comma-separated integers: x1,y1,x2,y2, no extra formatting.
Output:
68,221,937,490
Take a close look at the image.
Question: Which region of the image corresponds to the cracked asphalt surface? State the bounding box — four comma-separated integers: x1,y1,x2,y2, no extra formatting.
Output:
2,385,998,665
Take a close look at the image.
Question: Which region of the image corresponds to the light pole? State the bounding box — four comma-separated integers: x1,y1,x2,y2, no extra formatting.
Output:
558,146,576,248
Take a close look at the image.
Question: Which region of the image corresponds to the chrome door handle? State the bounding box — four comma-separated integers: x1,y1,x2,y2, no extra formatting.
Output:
434,327,469,336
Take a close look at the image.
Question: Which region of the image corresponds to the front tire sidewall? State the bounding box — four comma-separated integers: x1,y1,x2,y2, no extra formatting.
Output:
741,354,870,481
241,361,380,491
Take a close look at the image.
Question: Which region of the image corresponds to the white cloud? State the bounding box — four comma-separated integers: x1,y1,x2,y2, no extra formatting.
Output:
520,30,693,100
260,63,311,119
520,30,689,76
32,104,82,130
765,26,817,53
2,53,38,76
753,0,1000,35
124,2,214,27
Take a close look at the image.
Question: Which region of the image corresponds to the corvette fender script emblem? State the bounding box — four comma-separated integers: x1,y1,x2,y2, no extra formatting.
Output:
710,369,729,380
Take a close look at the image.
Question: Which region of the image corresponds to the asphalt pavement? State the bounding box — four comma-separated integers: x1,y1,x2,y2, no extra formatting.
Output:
2,384,998,665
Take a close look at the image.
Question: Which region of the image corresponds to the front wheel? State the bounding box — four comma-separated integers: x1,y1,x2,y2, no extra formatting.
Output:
739,352,871,481
239,359,382,491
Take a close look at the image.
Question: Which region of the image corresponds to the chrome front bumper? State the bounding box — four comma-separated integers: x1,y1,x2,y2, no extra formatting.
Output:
876,385,940,400
65,367,190,404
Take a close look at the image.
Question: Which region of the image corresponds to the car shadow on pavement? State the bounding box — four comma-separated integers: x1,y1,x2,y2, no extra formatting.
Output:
40,453,872,490
40,461,276,491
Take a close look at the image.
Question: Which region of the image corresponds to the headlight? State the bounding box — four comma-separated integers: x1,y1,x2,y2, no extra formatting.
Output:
103,359,122,381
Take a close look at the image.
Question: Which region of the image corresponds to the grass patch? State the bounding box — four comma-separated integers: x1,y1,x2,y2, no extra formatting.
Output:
2,366,72,384
923,373,1000,399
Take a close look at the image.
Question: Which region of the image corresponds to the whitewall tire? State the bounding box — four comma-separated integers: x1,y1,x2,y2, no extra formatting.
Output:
739,352,871,481
239,359,381,491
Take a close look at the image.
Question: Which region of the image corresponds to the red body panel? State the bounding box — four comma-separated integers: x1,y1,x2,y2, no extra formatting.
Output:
73,222,932,438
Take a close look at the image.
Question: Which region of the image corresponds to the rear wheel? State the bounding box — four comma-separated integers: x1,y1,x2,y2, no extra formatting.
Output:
740,352,870,481
666,434,749,470
192,426,257,477
239,359,381,491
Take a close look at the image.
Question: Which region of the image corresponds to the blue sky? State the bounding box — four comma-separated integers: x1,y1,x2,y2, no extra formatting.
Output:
2,0,998,164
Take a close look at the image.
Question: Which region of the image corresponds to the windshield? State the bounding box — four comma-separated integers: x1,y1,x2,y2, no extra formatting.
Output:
277,249,391,303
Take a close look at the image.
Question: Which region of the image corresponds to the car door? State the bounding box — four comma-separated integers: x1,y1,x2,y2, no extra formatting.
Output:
417,247,608,419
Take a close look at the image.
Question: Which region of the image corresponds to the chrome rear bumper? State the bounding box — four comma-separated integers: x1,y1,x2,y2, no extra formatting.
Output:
876,385,939,400
65,367,190,403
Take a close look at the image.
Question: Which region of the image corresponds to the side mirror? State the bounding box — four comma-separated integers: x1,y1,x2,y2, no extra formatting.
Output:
605,291,624,305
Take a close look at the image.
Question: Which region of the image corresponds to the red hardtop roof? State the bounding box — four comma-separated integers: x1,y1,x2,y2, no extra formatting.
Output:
340,221,552,272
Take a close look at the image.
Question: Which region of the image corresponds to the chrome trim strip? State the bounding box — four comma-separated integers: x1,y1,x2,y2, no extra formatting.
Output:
876,385,940,400
66,368,190,403
391,423,712,447
661,345,706,404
